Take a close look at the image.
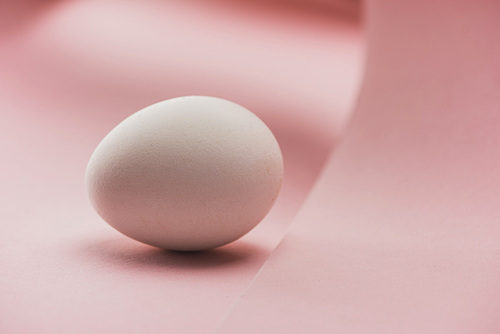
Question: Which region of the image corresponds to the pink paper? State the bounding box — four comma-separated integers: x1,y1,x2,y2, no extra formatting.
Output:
218,0,500,333
0,1,362,333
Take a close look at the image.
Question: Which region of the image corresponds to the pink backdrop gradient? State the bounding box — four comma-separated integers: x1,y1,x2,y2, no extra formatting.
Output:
218,0,500,333
0,1,362,333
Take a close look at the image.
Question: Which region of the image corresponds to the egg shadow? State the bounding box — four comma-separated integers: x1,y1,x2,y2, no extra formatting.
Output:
79,235,267,272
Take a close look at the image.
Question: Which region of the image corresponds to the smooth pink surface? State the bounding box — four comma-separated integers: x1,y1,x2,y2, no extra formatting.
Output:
218,0,500,333
0,1,361,333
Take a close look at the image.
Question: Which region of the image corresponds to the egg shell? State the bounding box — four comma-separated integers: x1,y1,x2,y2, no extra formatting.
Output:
86,96,283,251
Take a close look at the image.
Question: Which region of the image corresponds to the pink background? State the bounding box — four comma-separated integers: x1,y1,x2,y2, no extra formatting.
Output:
4,0,498,333
1,0,361,333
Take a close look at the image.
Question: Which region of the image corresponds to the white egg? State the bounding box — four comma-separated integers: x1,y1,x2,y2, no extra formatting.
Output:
86,96,283,251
